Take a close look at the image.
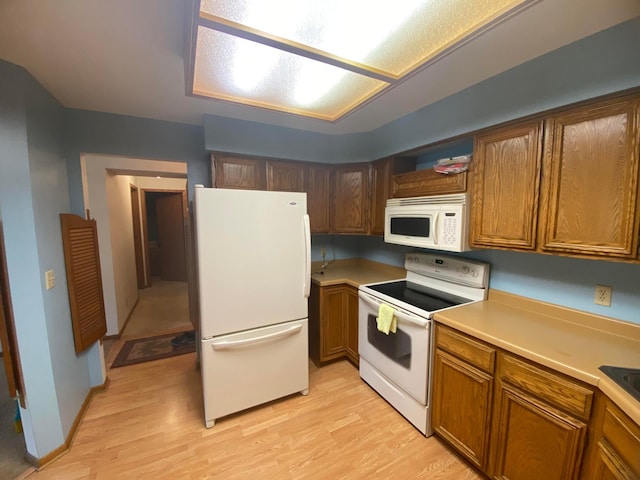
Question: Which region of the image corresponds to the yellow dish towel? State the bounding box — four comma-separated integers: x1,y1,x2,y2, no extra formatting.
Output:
377,303,397,335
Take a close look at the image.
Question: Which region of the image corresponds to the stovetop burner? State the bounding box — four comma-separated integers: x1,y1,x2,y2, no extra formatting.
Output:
366,280,472,313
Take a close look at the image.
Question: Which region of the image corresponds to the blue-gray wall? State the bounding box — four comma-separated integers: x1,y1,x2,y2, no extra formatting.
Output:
0,61,97,458
64,109,210,213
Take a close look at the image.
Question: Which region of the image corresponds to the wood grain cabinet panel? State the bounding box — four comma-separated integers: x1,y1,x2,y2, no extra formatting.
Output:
540,99,640,258
308,283,359,367
307,164,330,233
489,352,594,480
212,154,265,190
588,400,640,480
490,382,588,480
471,121,543,250
392,168,467,198
432,349,494,470
266,160,306,192
370,157,416,235
591,439,638,480
332,163,370,234
344,286,359,366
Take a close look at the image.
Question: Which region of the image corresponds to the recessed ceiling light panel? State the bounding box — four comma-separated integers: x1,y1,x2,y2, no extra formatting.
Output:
189,0,534,121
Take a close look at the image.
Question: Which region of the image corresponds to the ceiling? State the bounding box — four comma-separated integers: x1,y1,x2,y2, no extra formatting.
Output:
0,0,638,135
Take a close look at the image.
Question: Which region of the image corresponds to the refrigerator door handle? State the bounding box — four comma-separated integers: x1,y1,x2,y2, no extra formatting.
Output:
303,214,311,298
210,324,302,350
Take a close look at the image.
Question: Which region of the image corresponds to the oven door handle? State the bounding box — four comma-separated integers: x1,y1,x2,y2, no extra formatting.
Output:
358,291,429,328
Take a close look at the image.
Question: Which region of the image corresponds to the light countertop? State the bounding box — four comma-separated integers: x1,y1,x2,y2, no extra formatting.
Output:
310,258,405,287
434,290,640,426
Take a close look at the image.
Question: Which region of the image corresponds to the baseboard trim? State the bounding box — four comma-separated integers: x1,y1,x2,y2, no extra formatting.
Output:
104,296,140,341
30,377,110,469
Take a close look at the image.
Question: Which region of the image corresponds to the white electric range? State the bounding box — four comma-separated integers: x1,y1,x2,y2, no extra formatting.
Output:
358,252,490,435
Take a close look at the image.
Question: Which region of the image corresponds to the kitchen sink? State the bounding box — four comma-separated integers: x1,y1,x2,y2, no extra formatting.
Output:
599,365,640,401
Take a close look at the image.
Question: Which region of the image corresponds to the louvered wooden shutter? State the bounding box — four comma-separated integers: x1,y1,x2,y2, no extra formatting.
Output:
60,213,107,354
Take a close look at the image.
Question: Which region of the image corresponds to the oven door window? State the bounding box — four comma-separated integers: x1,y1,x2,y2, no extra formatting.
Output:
389,216,430,238
366,313,411,369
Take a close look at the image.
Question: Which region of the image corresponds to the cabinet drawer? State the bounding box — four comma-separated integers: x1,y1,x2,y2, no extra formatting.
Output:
602,401,640,475
499,353,593,420
435,324,495,373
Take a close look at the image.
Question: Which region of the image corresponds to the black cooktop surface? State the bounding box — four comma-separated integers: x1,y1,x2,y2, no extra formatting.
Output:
366,280,471,312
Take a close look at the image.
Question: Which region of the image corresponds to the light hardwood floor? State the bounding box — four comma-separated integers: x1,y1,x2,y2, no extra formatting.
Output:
26,354,481,480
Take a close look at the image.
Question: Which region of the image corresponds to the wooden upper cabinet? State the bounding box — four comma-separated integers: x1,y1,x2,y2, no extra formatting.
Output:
266,160,306,192
212,154,265,190
370,156,416,235
392,168,467,198
471,121,543,250
307,163,330,234
332,163,370,234
539,98,640,258
370,158,391,235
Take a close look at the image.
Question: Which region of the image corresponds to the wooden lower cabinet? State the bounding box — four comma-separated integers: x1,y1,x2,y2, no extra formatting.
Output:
308,283,359,367
588,400,640,480
432,323,599,480
490,382,588,480
432,349,494,470
490,353,593,480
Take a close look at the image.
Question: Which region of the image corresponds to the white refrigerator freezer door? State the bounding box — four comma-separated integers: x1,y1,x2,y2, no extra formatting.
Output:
195,188,309,338
201,319,309,428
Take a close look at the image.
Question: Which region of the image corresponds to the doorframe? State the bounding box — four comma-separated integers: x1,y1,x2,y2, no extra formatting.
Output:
129,184,146,289
0,221,25,407
141,188,188,286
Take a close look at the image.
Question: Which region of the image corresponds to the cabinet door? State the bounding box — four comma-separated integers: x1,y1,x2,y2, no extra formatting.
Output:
343,286,359,366
332,164,370,234
370,158,391,236
490,382,587,480
540,99,640,258
266,160,306,192
369,157,416,235
321,286,347,362
590,440,636,480
432,349,493,470
471,121,543,250
307,164,330,233
212,155,265,190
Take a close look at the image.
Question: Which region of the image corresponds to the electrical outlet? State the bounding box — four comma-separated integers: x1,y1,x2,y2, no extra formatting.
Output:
320,247,326,260
594,285,612,307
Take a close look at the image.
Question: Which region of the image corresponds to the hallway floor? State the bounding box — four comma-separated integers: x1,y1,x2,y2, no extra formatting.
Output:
105,279,192,358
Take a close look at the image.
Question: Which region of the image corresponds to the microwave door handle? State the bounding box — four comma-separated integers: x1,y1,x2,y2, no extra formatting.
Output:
431,212,439,245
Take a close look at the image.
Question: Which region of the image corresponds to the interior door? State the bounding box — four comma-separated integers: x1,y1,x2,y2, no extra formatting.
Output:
155,192,187,282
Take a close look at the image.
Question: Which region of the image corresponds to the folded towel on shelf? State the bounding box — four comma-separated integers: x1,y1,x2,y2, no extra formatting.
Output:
376,303,397,335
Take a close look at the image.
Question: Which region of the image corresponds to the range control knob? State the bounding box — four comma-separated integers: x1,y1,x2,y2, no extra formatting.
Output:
471,269,479,278
461,266,470,274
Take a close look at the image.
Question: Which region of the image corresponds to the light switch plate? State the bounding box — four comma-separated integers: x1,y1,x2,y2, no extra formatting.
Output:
45,270,55,290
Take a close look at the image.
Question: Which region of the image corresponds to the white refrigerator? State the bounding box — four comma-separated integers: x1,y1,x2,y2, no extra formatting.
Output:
194,186,311,428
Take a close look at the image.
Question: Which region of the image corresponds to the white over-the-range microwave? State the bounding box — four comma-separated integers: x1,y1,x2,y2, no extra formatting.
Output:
384,193,470,252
